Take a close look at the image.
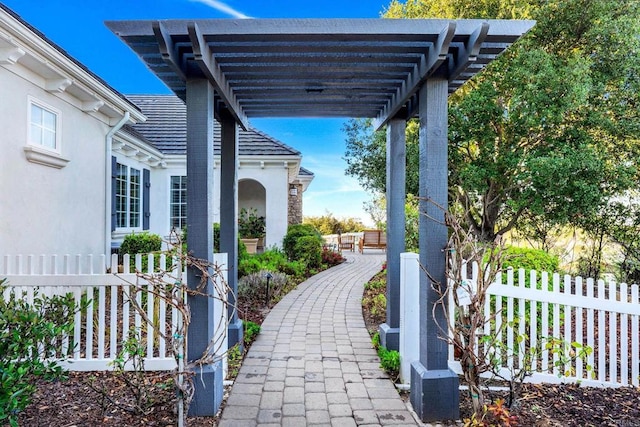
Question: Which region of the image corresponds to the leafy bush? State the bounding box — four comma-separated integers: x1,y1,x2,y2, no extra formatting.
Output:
243,321,261,345
502,246,559,274
371,332,399,380
213,223,220,253
120,232,162,271
405,194,420,252
282,224,322,261
294,235,323,269
238,208,265,239
238,270,289,302
321,248,345,267
0,280,79,425
238,247,304,278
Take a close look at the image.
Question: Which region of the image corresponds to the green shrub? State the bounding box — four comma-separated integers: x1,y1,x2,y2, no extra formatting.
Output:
238,247,309,279
244,321,261,345
238,270,289,302
321,248,344,268
282,224,322,261
378,347,400,379
502,247,559,274
371,332,399,380
213,223,220,253
0,280,80,425
120,232,162,271
294,235,323,269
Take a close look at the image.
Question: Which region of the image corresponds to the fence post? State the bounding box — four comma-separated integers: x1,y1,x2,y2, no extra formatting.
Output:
399,252,419,385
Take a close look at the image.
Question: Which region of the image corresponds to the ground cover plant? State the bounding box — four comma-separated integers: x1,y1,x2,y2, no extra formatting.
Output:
0,280,82,426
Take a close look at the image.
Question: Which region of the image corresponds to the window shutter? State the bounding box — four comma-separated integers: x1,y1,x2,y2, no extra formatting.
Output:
111,156,117,232
143,168,151,230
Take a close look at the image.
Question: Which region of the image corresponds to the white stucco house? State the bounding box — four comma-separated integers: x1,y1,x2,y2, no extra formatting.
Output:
114,94,314,250
0,4,313,258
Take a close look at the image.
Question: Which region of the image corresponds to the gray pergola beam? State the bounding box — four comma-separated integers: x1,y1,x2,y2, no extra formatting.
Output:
380,118,406,351
373,23,455,130
219,110,243,350
153,22,186,82
449,23,490,82
410,77,459,422
188,22,249,130
185,79,223,416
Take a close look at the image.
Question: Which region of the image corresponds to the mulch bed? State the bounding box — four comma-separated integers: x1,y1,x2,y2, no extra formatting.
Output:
17,371,220,427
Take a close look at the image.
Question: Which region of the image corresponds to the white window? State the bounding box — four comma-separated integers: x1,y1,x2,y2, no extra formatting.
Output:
29,100,59,151
116,163,141,229
170,176,187,229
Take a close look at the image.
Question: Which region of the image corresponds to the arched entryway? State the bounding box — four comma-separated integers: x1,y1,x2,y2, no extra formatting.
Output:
238,178,266,218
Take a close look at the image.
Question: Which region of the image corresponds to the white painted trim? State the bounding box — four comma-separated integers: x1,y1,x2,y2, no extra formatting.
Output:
27,95,62,155
23,145,69,168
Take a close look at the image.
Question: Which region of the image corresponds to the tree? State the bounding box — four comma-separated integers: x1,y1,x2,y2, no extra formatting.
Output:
343,0,640,242
303,211,366,235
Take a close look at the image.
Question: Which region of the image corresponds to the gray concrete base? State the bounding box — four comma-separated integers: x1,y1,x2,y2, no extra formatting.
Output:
410,361,459,422
188,361,224,416
379,323,399,351
227,318,244,351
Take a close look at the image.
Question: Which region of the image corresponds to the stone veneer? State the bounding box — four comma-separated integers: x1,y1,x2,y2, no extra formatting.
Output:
288,183,303,225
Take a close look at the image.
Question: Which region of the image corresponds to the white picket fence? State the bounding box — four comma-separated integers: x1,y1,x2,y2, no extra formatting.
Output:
447,262,640,387
1,253,228,372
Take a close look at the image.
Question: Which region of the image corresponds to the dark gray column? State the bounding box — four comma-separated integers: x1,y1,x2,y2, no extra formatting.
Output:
380,118,406,351
219,110,243,350
185,79,223,416
410,78,459,422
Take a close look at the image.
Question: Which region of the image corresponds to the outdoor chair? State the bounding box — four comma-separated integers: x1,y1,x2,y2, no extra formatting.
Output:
358,229,387,253
337,234,355,252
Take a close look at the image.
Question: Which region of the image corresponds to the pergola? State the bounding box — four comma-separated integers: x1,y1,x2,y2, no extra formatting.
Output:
107,18,534,422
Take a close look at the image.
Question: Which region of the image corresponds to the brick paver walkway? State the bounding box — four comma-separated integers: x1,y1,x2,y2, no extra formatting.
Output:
219,250,420,427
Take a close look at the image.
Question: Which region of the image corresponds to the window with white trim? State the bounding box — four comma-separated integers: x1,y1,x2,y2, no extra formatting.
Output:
170,176,187,229
116,163,141,228
29,100,59,150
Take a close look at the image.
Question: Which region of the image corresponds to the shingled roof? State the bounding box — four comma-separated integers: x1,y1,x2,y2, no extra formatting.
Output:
126,95,301,157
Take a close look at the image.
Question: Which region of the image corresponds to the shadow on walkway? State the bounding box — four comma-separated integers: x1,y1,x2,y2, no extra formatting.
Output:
219,250,420,426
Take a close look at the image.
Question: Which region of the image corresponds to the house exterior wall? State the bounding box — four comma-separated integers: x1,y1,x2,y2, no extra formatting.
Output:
0,67,109,256
138,159,292,250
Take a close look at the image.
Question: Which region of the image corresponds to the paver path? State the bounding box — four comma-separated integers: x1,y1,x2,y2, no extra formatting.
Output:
219,250,420,427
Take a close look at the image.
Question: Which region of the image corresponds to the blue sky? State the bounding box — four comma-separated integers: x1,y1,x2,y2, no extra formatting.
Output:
4,0,393,225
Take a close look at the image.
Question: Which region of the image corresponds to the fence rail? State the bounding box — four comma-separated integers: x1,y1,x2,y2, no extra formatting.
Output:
448,262,640,387
1,253,189,371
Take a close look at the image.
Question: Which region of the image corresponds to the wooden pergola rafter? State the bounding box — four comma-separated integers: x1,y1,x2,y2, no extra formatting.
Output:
108,19,531,126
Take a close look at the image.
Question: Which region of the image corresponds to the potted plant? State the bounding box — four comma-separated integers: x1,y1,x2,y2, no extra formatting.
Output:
238,207,265,254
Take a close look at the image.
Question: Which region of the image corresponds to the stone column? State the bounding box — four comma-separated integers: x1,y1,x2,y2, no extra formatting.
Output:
380,118,406,351
287,183,303,225
185,78,223,416
410,78,459,421
219,110,243,350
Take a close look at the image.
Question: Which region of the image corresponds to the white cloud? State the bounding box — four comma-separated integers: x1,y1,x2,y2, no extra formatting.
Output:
189,0,252,18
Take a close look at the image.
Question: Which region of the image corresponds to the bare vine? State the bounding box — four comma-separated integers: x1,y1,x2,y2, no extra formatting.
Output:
113,231,236,424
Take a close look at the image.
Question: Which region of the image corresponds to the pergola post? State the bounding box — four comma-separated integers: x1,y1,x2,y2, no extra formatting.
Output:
380,118,406,351
219,110,243,350
410,77,459,421
185,78,223,416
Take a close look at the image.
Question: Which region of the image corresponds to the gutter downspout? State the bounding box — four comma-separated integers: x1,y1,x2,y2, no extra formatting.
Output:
105,112,130,259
